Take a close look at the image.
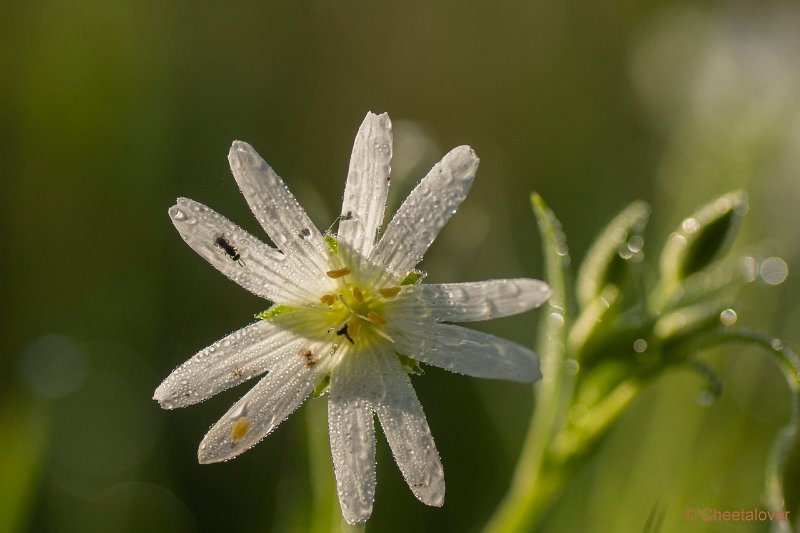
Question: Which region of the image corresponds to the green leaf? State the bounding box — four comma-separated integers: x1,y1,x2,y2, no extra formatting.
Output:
653,302,727,345
659,191,748,282
567,284,621,360
255,304,297,320
576,201,650,309
396,352,425,375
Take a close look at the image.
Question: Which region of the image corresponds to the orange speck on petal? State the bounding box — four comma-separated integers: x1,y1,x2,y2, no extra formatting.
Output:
231,417,251,441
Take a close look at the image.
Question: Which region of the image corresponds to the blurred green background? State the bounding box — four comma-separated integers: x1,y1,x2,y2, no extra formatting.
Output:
2,1,799,532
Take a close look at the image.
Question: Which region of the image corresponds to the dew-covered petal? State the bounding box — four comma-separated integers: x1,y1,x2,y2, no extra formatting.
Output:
337,112,392,272
389,279,551,323
154,315,313,409
328,351,377,524
228,141,335,288
369,146,478,285
169,198,324,304
197,346,326,463
391,321,540,382
370,347,445,507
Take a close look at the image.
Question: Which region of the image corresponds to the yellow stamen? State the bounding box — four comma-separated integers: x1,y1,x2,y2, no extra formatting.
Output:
320,294,336,306
379,287,401,299
348,319,360,340
352,287,364,303
231,417,251,441
367,311,387,325
326,267,351,278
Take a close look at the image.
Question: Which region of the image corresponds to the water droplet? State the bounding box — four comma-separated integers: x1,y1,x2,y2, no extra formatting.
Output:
696,390,717,407
760,257,788,285
627,235,644,253
633,338,648,353
565,359,580,375
171,208,187,221
682,217,700,233
719,308,737,326
771,339,784,351
741,256,757,282
548,312,565,328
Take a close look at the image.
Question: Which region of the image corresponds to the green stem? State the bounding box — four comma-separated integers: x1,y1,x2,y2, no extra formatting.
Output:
690,328,799,530
484,194,572,533
305,399,361,533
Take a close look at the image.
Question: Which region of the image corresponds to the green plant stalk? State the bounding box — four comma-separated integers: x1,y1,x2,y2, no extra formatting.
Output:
484,194,571,533
688,328,799,532
305,399,364,533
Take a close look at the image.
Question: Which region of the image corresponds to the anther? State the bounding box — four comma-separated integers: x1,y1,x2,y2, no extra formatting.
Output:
320,294,336,306
379,287,401,299
352,287,364,303
348,319,360,340
367,312,387,325
326,267,351,278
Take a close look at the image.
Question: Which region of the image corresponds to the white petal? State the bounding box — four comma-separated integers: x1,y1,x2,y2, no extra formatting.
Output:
337,112,392,272
389,279,551,323
369,146,478,284
169,198,323,304
370,347,445,507
153,315,312,409
228,141,335,288
328,352,377,524
197,346,326,463
391,322,541,382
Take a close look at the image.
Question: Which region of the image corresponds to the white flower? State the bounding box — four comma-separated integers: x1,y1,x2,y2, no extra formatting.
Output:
154,112,551,524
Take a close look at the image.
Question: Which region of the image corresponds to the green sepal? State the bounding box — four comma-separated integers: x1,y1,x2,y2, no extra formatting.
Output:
568,285,621,359
576,201,650,309
324,234,339,255
400,270,425,286
312,374,331,398
653,302,727,345
396,352,425,375
255,304,297,320
659,191,748,282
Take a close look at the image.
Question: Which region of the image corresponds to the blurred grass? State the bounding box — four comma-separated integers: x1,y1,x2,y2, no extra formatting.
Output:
1,1,798,532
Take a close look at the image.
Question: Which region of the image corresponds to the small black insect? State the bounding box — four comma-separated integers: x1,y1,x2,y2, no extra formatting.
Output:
298,228,311,239
340,211,354,221
214,235,245,266
336,324,355,344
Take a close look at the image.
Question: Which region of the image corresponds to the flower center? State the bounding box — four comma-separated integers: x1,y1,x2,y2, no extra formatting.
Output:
321,267,400,345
